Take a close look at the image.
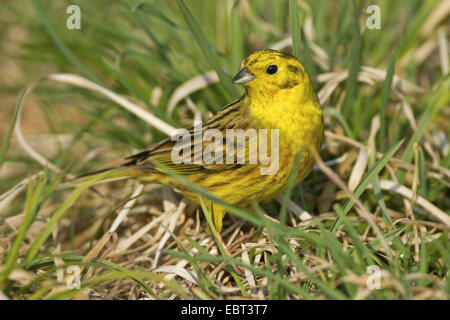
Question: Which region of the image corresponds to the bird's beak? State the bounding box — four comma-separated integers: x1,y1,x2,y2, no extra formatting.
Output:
232,66,255,84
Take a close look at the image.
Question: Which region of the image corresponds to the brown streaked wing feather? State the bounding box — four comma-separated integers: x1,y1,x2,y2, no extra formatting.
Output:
122,95,252,175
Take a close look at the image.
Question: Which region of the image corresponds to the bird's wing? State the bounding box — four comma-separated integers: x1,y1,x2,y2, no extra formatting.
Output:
123,95,255,175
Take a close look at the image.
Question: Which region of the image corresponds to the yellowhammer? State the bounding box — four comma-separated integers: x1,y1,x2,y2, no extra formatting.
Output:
71,49,324,232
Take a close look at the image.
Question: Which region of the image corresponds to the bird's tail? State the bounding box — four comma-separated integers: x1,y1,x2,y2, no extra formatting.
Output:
60,166,141,189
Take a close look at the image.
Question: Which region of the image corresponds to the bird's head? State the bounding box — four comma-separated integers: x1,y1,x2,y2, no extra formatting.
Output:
232,49,315,102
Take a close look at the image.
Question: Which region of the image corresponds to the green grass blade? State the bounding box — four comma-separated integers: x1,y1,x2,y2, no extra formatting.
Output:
229,0,245,71
330,139,404,234
401,77,450,164
419,232,428,286
161,225,221,295
276,239,348,299
176,0,238,99
165,248,317,299
378,55,396,152
370,176,391,225
47,270,187,300
289,0,301,58
24,172,111,263
341,0,362,119
323,108,354,139
0,88,25,172
132,2,189,33
198,195,249,297
328,0,349,67
417,147,427,198
31,0,100,83
101,58,174,124
27,255,159,299
366,225,407,251
394,1,438,58
280,147,304,225
368,146,392,226
0,177,40,285
334,204,379,267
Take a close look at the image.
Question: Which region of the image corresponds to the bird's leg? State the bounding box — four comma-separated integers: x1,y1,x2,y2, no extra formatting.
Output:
211,204,245,277
216,231,245,277
203,201,245,277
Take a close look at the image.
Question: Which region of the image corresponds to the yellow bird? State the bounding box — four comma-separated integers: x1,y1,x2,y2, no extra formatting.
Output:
72,49,324,232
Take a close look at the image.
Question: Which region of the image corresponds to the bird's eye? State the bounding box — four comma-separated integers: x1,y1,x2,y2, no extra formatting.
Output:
266,65,278,74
